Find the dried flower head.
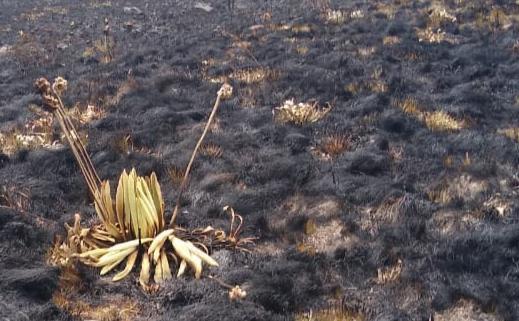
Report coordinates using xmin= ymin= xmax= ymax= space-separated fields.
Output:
xmin=42 ymin=93 xmax=60 ymax=110
xmin=229 ymin=286 xmax=247 ymax=301
xmin=52 ymin=76 xmax=68 ymax=95
xmin=35 ymin=77 xmax=51 ymax=94
xmin=218 ymin=83 xmax=233 ymax=100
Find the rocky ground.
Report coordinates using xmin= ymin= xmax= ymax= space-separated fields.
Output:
xmin=1 ymin=0 xmax=519 ymax=320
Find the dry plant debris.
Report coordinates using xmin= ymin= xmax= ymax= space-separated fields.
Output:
xmin=38 ymin=77 xmax=253 ymax=288
xmin=10 ymin=31 xmax=48 ymax=67
xmin=53 ymin=291 xmax=139 ymax=321
xmin=167 ymin=165 xmax=186 ymax=186
xmin=83 ymin=18 xmax=115 ymax=63
xmin=377 ymin=259 xmax=403 ymax=284
xmin=274 ymin=99 xmax=332 ymax=125
xmin=498 ymin=127 xmax=519 ymax=142
xmin=0 ymin=185 xmax=30 ymax=211
xmin=427 ymin=6 xmax=457 ymax=29
xmin=397 ymin=97 xmax=422 ymax=116
xmin=416 ymin=6 xmax=461 ymax=46
xmin=228 ymin=285 xmax=247 ymax=300
xmin=208 ymin=275 xmax=248 ymax=301
xmin=395 ymin=98 xmax=465 ymax=132
xmin=230 ymin=67 xmax=279 ymax=84
xmin=200 ymin=143 xmax=223 ymax=158
xmin=295 ymin=305 xmax=365 ymax=321
xmin=417 ymin=27 xmax=447 ymax=44
xmin=311 ymin=134 xmax=350 ymax=160
xmin=424 ymin=111 xmax=464 ymax=132
xmin=323 ymin=9 xmax=347 ymax=25
xmin=0 ymin=101 xmax=105 ymax=156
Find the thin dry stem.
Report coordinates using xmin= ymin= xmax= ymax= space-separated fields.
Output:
xmin=35 ymin=77 xmax=103 ymax=208
xmin=170 ymin=84 xmax=232 ymax=226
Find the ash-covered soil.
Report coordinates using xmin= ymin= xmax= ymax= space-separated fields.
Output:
xmin=1 ymin=0 xmax=519 ymax=320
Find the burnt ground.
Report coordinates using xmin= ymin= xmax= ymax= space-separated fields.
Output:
xmin=1 ymin=0 xmax=519 ymax=320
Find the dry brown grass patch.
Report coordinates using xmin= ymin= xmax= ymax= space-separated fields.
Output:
xmin=427 ymin=174 xmax=488 ymax=205
xmin=388 ymin=144 xmax=404 ymax=163
xmin=304 ymin=218 xmax=317 ymax=236
xmin=0 ymin=100 xmax=105 ymax=155
xmin=403 ymin=51 xmax=421 ymax=61
xmin=230 ymin=67 xmax=279 ymax=84
xmin=395 ymin=98 xmax=464 ymax=132
xmin=69 ymin=103 xmax=106 ymax=124
xmin=312 ymin=134 xmax=350 ymax=160
xmin=424 ymin=111 xmax=464 ymax=132
xmin=106 ymin=73 xmax=138 ymax=106
xmin=20 ymin=10 xmax=45 ymax=21
xmin=82 ymin=19 xmax=115 ymax=64
xmin=361 ymin=112 xmax=380 ymax=126
xmin=90 ymin=0 xmax=112 ymax=8
xmin=47 ymin=244 xmax=84 ymax=293
xmin=295 ymin=305 xmax=365 ymax=321
xmin=323 ymin=9 xmax=347 ymax=24
xmin=376 ymin=3 xmax=396 ymax=19
xmin=200 ymin=143 xmax=223 ymax=158
xmin=11 ymin=31 xmax=48 ymax=67
xmin=396 ymin=97 xmax=422 ymax=116
xmin=357 ymin=46 xmax=376 ymax=58
xmin=168 ymin=165 xmax=186 ymax=186
xmin=202 ymin=63 xmax=279 ymax=85
xmin=427 ymin=6 xmax=457 ymax=29
xmin=301 ymin=219 xmax=348 ymax=254
xmin=498 ymin=127 xmax=519 ymax=142
xmin=434 ymin=299 xmax=501 ymax=321
xmin=296 ymin=45 xmax=310 ymax=55
xmin=427 ymin=180 xmax=452 ymax=204
xmin=383 ymin=36 xmax=401 ymax=46
xmin=0 ymin=109 xmax=58 ymax=155
xmin=377 ymin=259 xmax=403 ymax=284
xmin=296 ymin=242 xmax=317 ymax=256
xmin=304 ymin=0 xmax=331 ymax=12
xmin=291 ymin=24 xmax=313 ymax=34
xmin=367 ymin=80 xmax=388 ymax=93
xmin=274 ymin=99 xmax=332 ymax=125
xmin=237 ymin=87 xmax=259 ymax=108
xmin=360 ymin=196 xmax=408 ymax=235
xmin=112 ymin=134 xmax=133 ymax=155
xmin=344 ymin=82 xmax=363 ymax=95
xmin=0 ymin=185 xmax=30 ymax=211
xmin=483 ymin=194 xmax=512 ymax=220
xmin=417 ymin=27 xmax=447 ymax=44
xmin=476 ymin=8 xmax=512 ymax=31
xmin=53 ymin=291 xmax=139 ymax=321
xmin=19 ymin=5 xmax=68 ymax=21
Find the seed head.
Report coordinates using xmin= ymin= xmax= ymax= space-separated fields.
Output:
xmin=34 ymin=77 xmax=51 ymax=94
xmin=42 ymin=93 xmax=60 ymax=110
xmin=218 ymin=83 xmax=233 ymax=100
xmin=228 ymin=285 xmax=247 ymax=301
xmin=52 ymin=76 xmax=68 ymax=96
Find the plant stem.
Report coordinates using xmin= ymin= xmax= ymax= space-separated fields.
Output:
xmin=169 ymin=90 xmax=225 ymax=227
xmin=50 ymin=89 xmax=113 ymax=222
xmin=52 ymin=90 xmax=101 ymax=195
xmin=208 ymin=275 xmax=233 ymax=289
